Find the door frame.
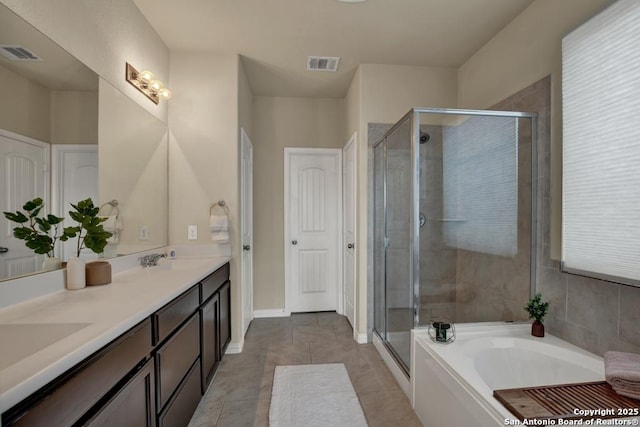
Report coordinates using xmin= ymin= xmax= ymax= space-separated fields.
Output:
xmin=342 ymin=132 xmax=357 ymax=330
xmin=240 ymin=128 xmax=253 ymax=337
xmin=284 ymin=147 xmax=343 ymax=315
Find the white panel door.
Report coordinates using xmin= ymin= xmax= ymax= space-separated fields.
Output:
xmin=0 ymin=129 xmax=48 ymax=280
xmin=51 ymin=145 xmax=99 ymax=261
xmin=285 ymin=148 xmax=342 ymax=313
xmin=240 ymin=128 xmax=254 ymax=337
xmin=343 ymin=133 xmax=357 ymax=328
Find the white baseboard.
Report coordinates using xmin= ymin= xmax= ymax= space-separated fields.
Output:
xmin=373 ymin=334 xmax=411 ymax=399
xmin=225 ymin=341 xmax=244 ymax=354
xmin=253 ymin=309 xmax=291 ymax=318
xmin=355 ymin=333 xmax=368 ymax=344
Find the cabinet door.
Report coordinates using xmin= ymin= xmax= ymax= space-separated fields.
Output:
xmin=218 ymin=281 xmax=231 ymax=357
xmin=200 ymin=294 xmax=218 ymax=393
xmin=86 ymin=358 xmax=156 ymax=427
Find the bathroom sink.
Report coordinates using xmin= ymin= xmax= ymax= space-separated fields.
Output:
xmin=0 ymin=322 xmax=91 ymax=370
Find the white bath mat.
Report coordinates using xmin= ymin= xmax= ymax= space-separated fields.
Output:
xmin=269 ymin=363 xmax=368 ymax=427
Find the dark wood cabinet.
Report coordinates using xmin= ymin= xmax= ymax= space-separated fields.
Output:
xmin=219 ymin=281 xmax=231 ymax=356
xmin=3 ymin=319 xmax=152 ymax=427
xmin=1 ymin=261 xmax=231 ymax=427
xmin=198 ymin=264 xmax=231 ymax=392
xmin=200 ymin=293 xmax=218 ymax=393
xmin=153 ymin=286 xmax=199 ymax=345
xmin=158 ymin=360 xmax=202 ymax=427
xmin=85 ymin=358 xmax=156 ymax=427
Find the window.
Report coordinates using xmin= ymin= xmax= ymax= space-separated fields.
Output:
xmin=562 ymin=0 xmax=640 ymax=286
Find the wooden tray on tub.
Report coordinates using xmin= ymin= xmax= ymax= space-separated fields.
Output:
xmin=494 ymin=381 xmax=640 ymax=422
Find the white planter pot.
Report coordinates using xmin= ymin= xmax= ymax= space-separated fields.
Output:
xmin=66 ymin=257 xmax=86 ymax=290
xmin=42 ymin=257 xmax=61 ymax=271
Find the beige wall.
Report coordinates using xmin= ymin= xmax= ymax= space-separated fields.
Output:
xmin=1 ymin=0 xmax=169 ymax=123
xmin=168 ymin=52 xmax=244 ymax=344
xmin=238 ymin=58 xmax=253 ymax=139
xmin=99 ymin=79 xmax=168 ymax=255
xmin=457 ymin=0 xmax=611 ymax=259
xmin=252 ymin=96 xmax=346 ymax=310
xmin=51 ymin=91 xmax=98 ymax=145
xmin=0 ymin=64 xmax=50 ymax=142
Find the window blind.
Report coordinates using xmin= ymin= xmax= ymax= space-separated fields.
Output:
xmin=562 ymin=0 xmax=640 ymax=285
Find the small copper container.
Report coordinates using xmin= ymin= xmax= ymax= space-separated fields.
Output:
xmin=86 ymin=261 xmax=112 ymax=286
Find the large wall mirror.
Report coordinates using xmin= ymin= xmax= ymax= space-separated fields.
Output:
xmin=0 ymin=3 xmax=168 ymax=281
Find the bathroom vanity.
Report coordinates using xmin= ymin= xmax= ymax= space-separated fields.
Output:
xmin=0 ymin=257 xmax=230 ymax=427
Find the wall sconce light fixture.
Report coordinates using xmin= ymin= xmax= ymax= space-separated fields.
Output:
xmin=125 ymin=62 xmax=171 ymax=105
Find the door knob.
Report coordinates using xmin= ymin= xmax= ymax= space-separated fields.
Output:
xmin=0 ymin=247 xmax=7 ymax=253
xmin=347 ymin=243 xmax=354 ymax=249
xmin=243 ymin=245 xmax=251 ymax=251
xmin=291 ymin=240 xmax=298 ymax=245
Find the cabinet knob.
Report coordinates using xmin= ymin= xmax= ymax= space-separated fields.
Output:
xmin=243 ymin=245 xmax=251 ymax=251
xmin=0 ymin=247 xmax=7 ymax=253
xmin=291 ymin=240 xmax=298 ymax=245
xmin=347 ymin=243 xmax=354 ymax=249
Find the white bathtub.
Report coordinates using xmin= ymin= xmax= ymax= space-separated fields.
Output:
xmin=411 ymin=323 xmax=640 ymax=426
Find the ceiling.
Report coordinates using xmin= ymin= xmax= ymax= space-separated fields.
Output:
xmin=0 ymin=3 xmax=97 ymax=92
xmin=133 ymin=0 xmax=533 ymax=98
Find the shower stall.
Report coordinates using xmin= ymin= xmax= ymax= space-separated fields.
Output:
xmin=373 ymin=108 xmax=538 ymax=374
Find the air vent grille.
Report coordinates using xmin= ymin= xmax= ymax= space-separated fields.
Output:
xmin=0 ymin=45 xmax=42 ymax=61
xmin=307 ymin=56 xmax=340 ymax=72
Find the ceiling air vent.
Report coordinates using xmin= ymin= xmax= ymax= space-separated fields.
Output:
xmin=307 ymin=56 xmax=340 ymax=72
xmin=0 ymin=45 xmax=42 ymax=61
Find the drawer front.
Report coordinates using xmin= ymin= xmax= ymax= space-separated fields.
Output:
xmin=86 ymin=358 xmax=156 ymax=427
xmin=200 ymin=263 xmax=230 ymax=303
xmin=158 ymin=359 xmax=202 ymax=427
xmin=8 ymin=319 xmax=152 ymax=427
xmin=153 ymin=285 xmax=199 ymax=345
xmin=156 ymin=314 xmax=200 ymax=410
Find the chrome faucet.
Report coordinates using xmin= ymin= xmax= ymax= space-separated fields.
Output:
xmin=140 ymin=253 xmax=166 ymax=267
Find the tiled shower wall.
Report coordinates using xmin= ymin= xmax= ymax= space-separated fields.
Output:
xmin=369 ymin=75 xmax=640 ymax=356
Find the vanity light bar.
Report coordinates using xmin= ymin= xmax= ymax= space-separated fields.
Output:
xmin=125 ymin=62 xmax=171 ymax=105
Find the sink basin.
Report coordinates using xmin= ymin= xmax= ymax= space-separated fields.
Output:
xmin=0 ymin=323 xmax=91 ymax=370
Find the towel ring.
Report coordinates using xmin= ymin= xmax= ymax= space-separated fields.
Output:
xmin=99 ymin=199 xmax=120 ymax=217
xmin=209 ymin=200 xmax=229 ymax=216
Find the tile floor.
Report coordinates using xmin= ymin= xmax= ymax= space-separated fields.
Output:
xmin=188 ymin=312 xmax=422 ymax=427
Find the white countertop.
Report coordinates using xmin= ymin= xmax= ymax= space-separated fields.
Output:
xmin=0 ymin=256 xmax=230 ymax=414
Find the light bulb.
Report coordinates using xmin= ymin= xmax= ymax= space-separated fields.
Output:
xmin=149 ymin=80 xmax=163 ymax=92
xmin=138 ymin=70 xmax=154 ymax=83
xmin=158 ymin=88 xmax=172 ymax=100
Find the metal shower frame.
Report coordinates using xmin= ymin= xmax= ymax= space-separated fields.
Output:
xmin=372 ymin=107 xmax=538 ymax=374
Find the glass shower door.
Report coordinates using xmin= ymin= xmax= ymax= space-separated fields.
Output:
xmin=382 ymin=117 xmax=414 ymax=368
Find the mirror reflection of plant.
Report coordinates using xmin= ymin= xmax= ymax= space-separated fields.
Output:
xmin=66 ymin=199 xmax=113 ymax=257
xmin=3 ymin=198 xmax=76 ymax=258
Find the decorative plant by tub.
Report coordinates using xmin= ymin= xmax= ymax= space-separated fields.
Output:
xmin=66 ymin=199 xmax=113 ymax=257
xmin=2 ymin=198 xmax=77 ymax=270
xmin=524 ymin=292 xmax=549 ymax=337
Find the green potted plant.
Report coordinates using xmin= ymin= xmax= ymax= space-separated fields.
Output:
xmin=64 ymin=199 xmax=113 ymax=289
xmin=524 ymin=292 xmax=549 ymax=337
xmin=3 ymin=198 xmax=76 ymax=271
